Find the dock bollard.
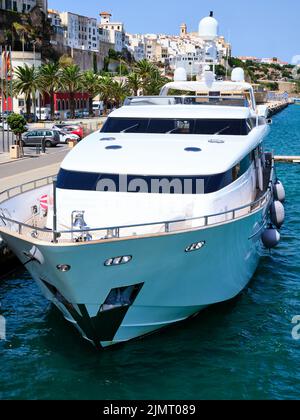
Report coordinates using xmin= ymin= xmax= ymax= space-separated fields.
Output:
xmin=41 ymin=137 xmax=46 ymax=154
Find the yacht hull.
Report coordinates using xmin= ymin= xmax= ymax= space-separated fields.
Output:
xmin=0 ymin=205 xmax=267 ymax=349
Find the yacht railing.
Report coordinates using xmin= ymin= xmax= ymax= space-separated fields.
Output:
xmin=0 ymin=162 xmax=274 ymax=244
xmin=0 ymin=175 xmax=55 ymax=202
xmin=124 ymin=96 xmax=249 ymax=108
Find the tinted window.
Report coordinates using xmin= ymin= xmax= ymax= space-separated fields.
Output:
xmin=102 ymin=118 xmax=251 ymax=135
xmin=194 ymin=119 xmax=249 ymax=135
xmin=57 ymin=168 xmax=235 ymax=194
xmin=102 ymin=118 xmax=148 ymax=133
xmin=147 ymin=119 xmax=194 ymax=134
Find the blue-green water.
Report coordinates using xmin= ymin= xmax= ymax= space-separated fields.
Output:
xmin=0 ymin=106 xmax=300 ymax=400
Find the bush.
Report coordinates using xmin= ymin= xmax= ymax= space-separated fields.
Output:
xmin=6 ymin=113 xmax=27 ymax=146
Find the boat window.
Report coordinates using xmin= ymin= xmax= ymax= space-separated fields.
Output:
xmin=194 ymin=119 xmax=250 ymax=135
xmin=57 ymin=163 xmax=251 ymax=195
xmin=147 ymin=119 xmax=194 ymax=134
xmin=102 ymin=118 xmax=148 ymax=133
xmin=102 ymin=118 xmax=252 ymax=135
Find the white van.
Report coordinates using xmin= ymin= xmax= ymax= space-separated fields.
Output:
xmin=36 ymin=108 xmax=51 ymax=121
xmin=92 ymin=101 xmax=104 ymax=115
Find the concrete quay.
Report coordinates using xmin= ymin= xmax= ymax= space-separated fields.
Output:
xmin=266 ymin=100 xmax=291 ymax=117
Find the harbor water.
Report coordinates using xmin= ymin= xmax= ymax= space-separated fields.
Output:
xmin=0 ymin=105 xmax=299 ymax=400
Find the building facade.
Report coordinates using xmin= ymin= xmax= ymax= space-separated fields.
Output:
xmin=48 ymin=9 xmax=65 ymax=54
xmin=99 ymin=12 xmax=126 ymax=52
xmin=60 ymin=11 xmax=98 ymax=52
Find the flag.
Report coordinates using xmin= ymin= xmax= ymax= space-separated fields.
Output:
xmin=7 ymin=50 xmax=12 ymax=81
xmin=0 ymin=51 xmax=3 ymax=80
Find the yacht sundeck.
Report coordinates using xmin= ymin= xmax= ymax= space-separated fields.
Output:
xmin=0 ymin=69 xmax=285 ymax=348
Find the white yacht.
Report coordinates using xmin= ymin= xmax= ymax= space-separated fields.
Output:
xmin=0 ymin=69 xmax=285 ymax=349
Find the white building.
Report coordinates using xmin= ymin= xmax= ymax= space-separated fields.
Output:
xmin=127 ymin=34 xmax=146 ymax=61
xmin=60 ymin=11 xmax=98 ymax=52
xmin=10 ymin=51 xmax=42 ymax=114
xmin=127 ymin=11 xmax=231 ymax=77
xmin=0 ymin=0 xmax=47 ymax=13
xmin=48 ymin=9 xmax=65 ymax=52
xmin=99 ymin=11 xmax=126 ymax=52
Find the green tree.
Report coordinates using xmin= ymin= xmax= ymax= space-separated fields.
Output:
xmin=59 ymin=65 xmax=82 ymax=118
xmin=99 ymin=75 xmax=114 ymax=115
xmin=110 ymin=80 xmax=129 ymax=108
xmin=134 ymin=60 xmax=163 ymax=95
xmin=93 ymin=52 xmax=98 ymax=74
xmin=7 ymin=113 xmax=27 ymax=154
xmin=81 ymin=70 xmax=101 ymax=116
xmin=215 ymin=65 xmax=226 ymax=77
xmin=13 ymin=64 xmax=38 ymax=115
xmin=127 ymin=72 xmax=142 ymax=96
xmin=38 ymin=63 xmax=60 ymax=120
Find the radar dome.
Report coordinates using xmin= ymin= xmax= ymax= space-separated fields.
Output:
xmin=174 ymin=67 xmax=187 ymax=82
xmin=198 ymin=11 xmax=219 ymax=40
xmin=231 ymin=67 xmax=245 ymax=82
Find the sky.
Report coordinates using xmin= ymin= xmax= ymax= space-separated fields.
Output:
xmin=48 ymin=0 xmax=300 ymax=63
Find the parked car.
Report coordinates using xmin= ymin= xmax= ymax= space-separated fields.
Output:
xmin=68 ymin=124 xmax=84 ymax=139
xmin=52 ymin=124 xmax=84 ymax=139
xmin=75 ymin=110 xmax=89 ymax=118
xmin=21 ymin=130 xmax=60 ymax=147
xmin=55 ymin=130 xmax=80 ymax=144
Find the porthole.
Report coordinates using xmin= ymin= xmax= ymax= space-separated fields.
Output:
xmin=185 ymin=241 xmax=206 ymax=253
xmin=185 ymin=147 xmax=201 ymax=152
xmin=105 ymin=145 xmax=122 ymax=150
xmin=57 ymin=264 xmax=71 ymax=272
xmin=104 ymin=255 xmax=132 ymax=267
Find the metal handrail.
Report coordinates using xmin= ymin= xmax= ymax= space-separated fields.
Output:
xmin=124 ymin=95 xmax=248 ymax=107
xmin=0 ymin=175 xmax=56 ymax=202
xmin=0 ymin=163 xmax=274 ymax=243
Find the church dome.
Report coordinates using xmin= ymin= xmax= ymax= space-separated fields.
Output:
xmin=198 ymin=12 xmax=219 ymax=40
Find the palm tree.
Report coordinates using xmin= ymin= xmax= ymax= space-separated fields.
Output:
xmin=135 ymin=60 xmax=161 ymax=95
xmin=81 ymin=71 xmax=101 ymax=116
xmin=59 ymin=65 xmax=82 ymax=119
xmin=99 ymin=75 xmax=114 ymax=115
xmin=13 ymin=64 xmax=38 ymax=115
xmin=126 ymin=72 xmax=142 ymax=96
xmin=143 ymin=73 xmax=169 ymax=96
xmin=110 ymin=80 xmax=129 ymax=108
xmin=38 ymin=63 xmax=60 ymax=120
